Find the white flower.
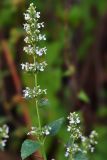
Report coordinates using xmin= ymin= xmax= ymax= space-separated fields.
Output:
xmin=37 ymin=34 xmax=46 ymax=41
xmin=21 ymin=62 xmax=47 ymax=72
xmin=76 ymin=117 xmax=80 ymax=124
xmin=69 ymin=119 xmax=75 ymax=124
xmin=43 ymin=89 xmax=47 ymax=94
xmin=23 ymin=45 xmax=34 ymax=54
xmin=42 ymin=126 xmax=51 ymax=136
xmin=65 ymin=147 xmax=71 ymax=157
xmin=24 ymin=37 xmax=29 ymax=43
xmin=81 ymin=136 xmax=86 ymax=142
xmin=67 ymin=126 xmax=71 ymax=132
xmin=36 ymin=12 xmax=40 ymax=18
xmin=30 ymin=3 xmax=34 ymax=7
xmin=1 ymin=140 xmax=7 ymax=147
xmin=90 ymin=147 xmax=94 ymax=153
xmin=23 ymin=23 xmax=30 ymax=32
xmin=24 ymin=13 xmax=30 ymax=20
xmin=27 ymin=130 xmax=36 ymax=135
xmin=65 ymin=152 xmax=69 ymax=157
xmin=36 ymin=47 xmax=47 ymax=56
xmin=37 ymin=22 xmax=44 ymax=28
xmin=23 ymin=87 xmax=31 ymax=98
xmin=67 ymin=147 xmax=70 ymax=152
xmin=23 ymin=86 xmax=47 ymax=99
xmin=0 ymin=125 xmax=9 ymax=149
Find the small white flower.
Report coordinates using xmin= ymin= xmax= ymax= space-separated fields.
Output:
xmin=67 ymin=147 xmax=70 ymax=152
xmin=43 ymin=89 xmax=47 ymax=94
xmin=24 ymin=13 xmax=30 ymax=20
xmin=37 ymin=22 xmax=44 ymax=28
xmin=37 ymin=34 xmax=46 ymax=41
xmin=81 ymin=136 xmax=86 ymax=142
xmin=65 ymin=152 xmax=69 ymax=157
xmin=90 ymin=147 xmax=94 ymax=153
xmin=69 ymin=119 xmax=75 ymax=124
xmin=76 ymin=117 xmax=80 ymax=124
xmin=42 ymin=126 xmax=51 ymax=136
xmin=36 ymin=12 xmax=40 ymax=18
xmin=24 ymin=37 xmax=29 ymax=43
xmin=35 ymin=46 xmax=47 ymax=57
xmin=0 ymin=125 xmax=9 ymax=148
xmin=1 ymin=140 xmax=7 ymax=147
xmin=67 ymin=126 xmax=71 ymax=132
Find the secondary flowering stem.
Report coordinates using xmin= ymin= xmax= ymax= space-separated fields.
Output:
xmin=41 ymin=143 xmax=47 ymax=160
xmin=65 ymin=112 xmax=98 ymax=159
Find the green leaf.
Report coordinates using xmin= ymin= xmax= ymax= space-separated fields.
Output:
xmin=48 ymin=117 xmax=64 ymax=136
xmin=21 ymin=139 xmax=40 ymax=160
xmin=69 ymin=5 xmax=82 ymax=27
xmin=77 ymin=90 xmax=90 ymax=103
xmin=39 ymin=98 xmax=49 ymax=107
xmin=74 ymin=152 xmax=88 ymax=160
xmin=63 ymin=65 xmax=75 ymax=77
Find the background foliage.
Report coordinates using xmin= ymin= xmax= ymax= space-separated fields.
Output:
xmin=0 ymin=0 xmax=107 ymax=159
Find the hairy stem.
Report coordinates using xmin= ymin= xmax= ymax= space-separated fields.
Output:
xmin=33 ymin=56 xmax=47 ymax=160
xmin=69 ymin=154 xmax=74 ymax=160
xmin=41 ymin=143 xmax=47 ymax=160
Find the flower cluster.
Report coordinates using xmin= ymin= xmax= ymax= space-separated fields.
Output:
xmin=0 ymin=125 xmax=9 ymax=150
xmin=27 ymin=126 xmax=51 ymax=137
xmin=22 ymin=3 xmax=48 ymax=100
xmin=67 ymin=112 xmax=81 ymax=139
xmin=23 ymin=86 xmax=47 ymax=98
xmin=88 ymin=130 xmax=98 ymax=153
xmin=65 ymin=143 xmax=81 ymax=158
xmin=23 ymin=3 xmax=47 ymax=56
xmin=21 ymin=3 xmax=55 ymax=160
xmin=42 ymin=126 xmax=52 ymax=136
xmin=65 ymin=112 xmax=98 ymax=158
xmin=21 ymin=61 xmax=47 ymax=72
xmin=80 ymin=130 xmax=98 ymax=154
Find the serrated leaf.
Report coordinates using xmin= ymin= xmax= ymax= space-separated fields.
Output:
xmin=48 ymin=117 xmax=64 ymax=136
xmin=21 ymin=139 xmax=40 ymax=160
xmin=78 ymin=90 xmax=90 ymax=103
xmin=74 ymin=152 xmax=88 ymax=160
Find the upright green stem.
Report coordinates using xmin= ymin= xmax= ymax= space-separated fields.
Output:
xmin=69 ymin=154 xmax=74 ymax=160
xmin=33 ymin=56 xmax=41 ymax=130
xmin=41 ymin=143 xmax=47 ymax=160
xmin=33 ymin=56 xmax=47 ymax=160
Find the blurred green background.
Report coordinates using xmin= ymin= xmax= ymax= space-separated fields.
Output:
xmin=0 ymin=0 xmax=107 ymax=159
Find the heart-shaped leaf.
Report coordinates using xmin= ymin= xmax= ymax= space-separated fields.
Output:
xmin=21 ymin=139 xmax=40 ymax=160
xmin=74 ymin=152 xmax=88 ymax=160
xmin=48 ymin=117 xmax=64 ymax=136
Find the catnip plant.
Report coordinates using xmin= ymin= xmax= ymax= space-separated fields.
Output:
xmin=0 ymin=124 xmax=9 ymax=150
xmin=21 ymin=3 xmax=64 ymax=160
xmin=20 ymin=2 xmax=98 ymax=160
